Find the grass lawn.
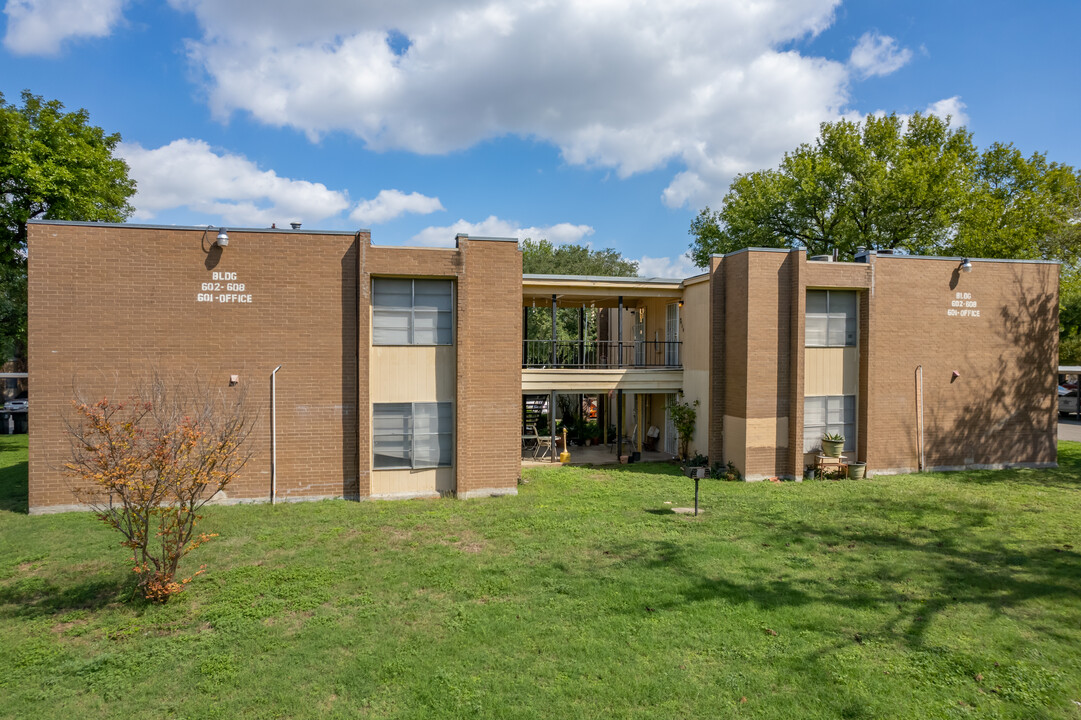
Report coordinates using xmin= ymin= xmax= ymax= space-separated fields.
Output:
xmin=2 ymin=433 xmax=1080 ymax=719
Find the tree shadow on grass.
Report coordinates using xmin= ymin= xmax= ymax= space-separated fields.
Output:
xmin=0 ymin=573 xmax=135 ymax=619
xmin=602 ymin=494 xmax=1081 ymax=653
xmin=0 ymin=457 xmax=28 ymax=514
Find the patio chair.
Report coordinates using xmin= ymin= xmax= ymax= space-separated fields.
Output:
xmin=531 ymin=425 xmax=554 ymax=460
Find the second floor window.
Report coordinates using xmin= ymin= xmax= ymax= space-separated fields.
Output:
xmin=806 ymin=290 xmax=857 ymax=347
xmin=373 ymin=278 xmax=453 ymax=345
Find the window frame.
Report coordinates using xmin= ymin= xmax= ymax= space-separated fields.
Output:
xmin=803 ymin=394 xmax=856 ymax=453
xmin=372 ymin=278 xmax=454 ymax=346
xmin=372 ymin=401 xmax=454 ymax=470
xmin=805 ymin=289 xmax=858 ymax=348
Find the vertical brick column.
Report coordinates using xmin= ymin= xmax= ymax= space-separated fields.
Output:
xmin=455 ymin=236 xmax=522 ymax=497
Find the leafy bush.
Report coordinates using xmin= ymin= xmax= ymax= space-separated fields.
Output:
xmin=65 ymin=377 xmax=254 ymax=602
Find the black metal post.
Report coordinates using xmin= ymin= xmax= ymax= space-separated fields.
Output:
xmin=551 ymin=294 xmax=557 ymax=367
xmin=694 ymin=477 xmax=699 ymax=516
xmin=578 ymin=306 xmax=584 ymax=366
xmin=550 ymin=390 xmax=557 ymax=463
xmin=617 ymin=296 xmax=623 ymax=368
xmin=617 ymin=389 xmax=623 ymax=459
xmin=522 ymin=307 xmax=528 ymax=366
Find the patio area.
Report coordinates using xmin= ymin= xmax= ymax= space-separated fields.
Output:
xmin=521 ymin=442 xmax=677 ymax=467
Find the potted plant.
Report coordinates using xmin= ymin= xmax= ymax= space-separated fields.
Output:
xmin=821 ymin=432 xmax=845 ymax=458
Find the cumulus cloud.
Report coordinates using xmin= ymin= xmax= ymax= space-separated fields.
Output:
xmin=118 ymin=139 xmax=350 ymax=227
xmin=3 ymin=0 xmax=127 ymax=55
xmin=924 ymin=96 xmax=969 ymax=127
xmin=350 ymin=189 xmax=444 ymax=225
xmin=163 ymin=0 xmax=855 ymax=209
xmin=636 ymin=253 xmax=700 ymax=279
xmin=848 ymin=31 xmax=912 ymax=78
xmin=409 ymin=216 xmax=593 ymax=248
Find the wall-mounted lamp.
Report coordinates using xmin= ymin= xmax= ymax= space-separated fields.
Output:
xmin=216 ymin=228 xmax=230 ymax=247
xmin=678 ymin=300 xmax=684 ymax=309
xmin=959 ymin=257 xmax=972 ymax=273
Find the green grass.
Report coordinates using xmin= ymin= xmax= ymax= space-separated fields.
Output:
xmin=2 ymin=435 xmax=1081 ymax=719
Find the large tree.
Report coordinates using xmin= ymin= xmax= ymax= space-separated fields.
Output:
xmin=0 ymin=90 xmax=136 ymax=361
xmin=521 ymin=237 xmax=638 ymax=276
xmin=520 ymin=238 xmax=639 ymax=358
xmin=688 ymin=113 xmax=1080 ymax=267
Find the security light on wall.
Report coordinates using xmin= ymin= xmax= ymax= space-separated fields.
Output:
xmin=216 ymin=228 xmax=229 ymax=247
xmin=959 ymin=257 xmax=973 ymax=273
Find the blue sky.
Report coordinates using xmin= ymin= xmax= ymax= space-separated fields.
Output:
xmin=2 ymin=0 xmax=1078 ymax=277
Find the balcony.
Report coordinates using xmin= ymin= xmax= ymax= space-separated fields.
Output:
xmin=522 ymin=339 xmax=682 ymax=369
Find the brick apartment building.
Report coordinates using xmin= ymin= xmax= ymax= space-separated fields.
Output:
xmin=26 ymin=221 xmax=1058 ymax=512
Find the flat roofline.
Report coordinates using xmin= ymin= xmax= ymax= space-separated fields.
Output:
xmin=456 ymin=234 xmax=520 ymax=243
xmin=29 ymin=219 xmax=366 ymax=236
xmin=705 ymin=246 xmax=1059 ymax=266
xmin=864 ymin=251 xmax=1059 ymax=266
xmin=524 ymin=273 xmax=684 ymax=285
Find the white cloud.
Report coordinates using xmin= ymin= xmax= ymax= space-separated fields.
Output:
xmin=118 ymin=138 xmax=350 ymax=227
xmin=350 ymin=189 xmax=444 ymax=225
xmin=164 ymin=0 xmax=859 ymax=209
xmin=848 ymin=31 xmax=912 ymax=78
xmin=3 ymin=0 xmax=126 ymax=55
xmin=636 ymin=253 xmax=700 ymax=279
xmin=409 ymin=216 xmax=593 ymax=248
xmin=924 ymin=96 xmax=969 ymax=127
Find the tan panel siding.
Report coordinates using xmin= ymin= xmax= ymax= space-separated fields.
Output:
xmin=371 ymin=467 xmax=455 ymax=498
xmin=370 ymin=346 xmax=456 ymax=402
xmin=804 ymin=347 xmax=859 ymax=396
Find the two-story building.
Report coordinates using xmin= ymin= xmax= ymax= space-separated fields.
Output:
xmin=26 ymin=221 xmax=1058 ymax=512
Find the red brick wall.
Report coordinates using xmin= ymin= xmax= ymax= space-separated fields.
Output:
xmin=29 ymin=222 xmax=359 ymax=511
xmin=29 ymin=223 xmax=523 ymax=512
xmin=709 ymin=250 xmax=1056 ymax=479
xmin=865 ymin=256 xmax=1058 ymax=472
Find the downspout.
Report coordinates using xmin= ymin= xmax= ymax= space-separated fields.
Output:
xmin=915 ymin=365 xmax=924 ymax=471
xmin=271 ymin=364 xmax=284 ymax=504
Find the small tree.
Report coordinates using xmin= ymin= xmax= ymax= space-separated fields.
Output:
xmin=667 ymin=398 xmax=699 ymax=461
xmin=64 ymin=377 xmax=254 ymax=602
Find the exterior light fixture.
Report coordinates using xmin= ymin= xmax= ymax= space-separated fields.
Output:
xmin=678 ymin=300 xmax=684 ymax=309
xmin=959 ymin=257 xmax=973 ymax=273
xmin=216 ymin=228 xmax=229 ymax=247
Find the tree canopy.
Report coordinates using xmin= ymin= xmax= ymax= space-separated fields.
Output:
xmin=521 ymin=238 xmax=638 ymax=276
xmin=688 ymin=113 xmax=1080 ymax=267
xmin=0 ymin=90 xmax=136 ymax=360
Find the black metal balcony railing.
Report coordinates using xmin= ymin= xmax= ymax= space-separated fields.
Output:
xmin=522 ymin=339 xmax=682 ymax=369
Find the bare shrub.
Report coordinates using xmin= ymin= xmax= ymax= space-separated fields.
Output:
xmin=64 ymin=375 xmax=255 ymax=602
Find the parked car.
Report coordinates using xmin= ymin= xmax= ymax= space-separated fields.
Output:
xmin=1059 ymin=386 xmax=1078 ymax=414
xmin=3 ymin=398 xmax=27 ymax=411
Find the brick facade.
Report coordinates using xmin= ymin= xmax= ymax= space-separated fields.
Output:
xmin=28 ymin=222 xmax=521 ymax=512
xmin=26 ymin=220 xmax=1056 ymax=508
xmin=709 ymin=249 xmax=1057 ymax=479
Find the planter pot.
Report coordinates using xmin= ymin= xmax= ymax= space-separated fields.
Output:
xmin=821 ymin=439 xmax=844 ymax=458
xmin=849 ymin=462 xmax=867 ymax=480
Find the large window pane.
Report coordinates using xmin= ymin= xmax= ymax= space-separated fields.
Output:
xmin=373 ymin=309 xmax=411 ymax=344
xmin=806 ymin=289 xmax=857 ymax=347
xmin=372 ymin=278 xmax=453 ymax=346
xmin=373 ymin=403 xmax=412 ymax=468
xmin=373 ymin=279 xmax=413 ymax=308
xmin=413 ymin=280 xmax=453 ymax=311
xmin=373 ymin=402 xmax=453 ymax=469
xmin=804 ymin=394 xmax=857 ymax=453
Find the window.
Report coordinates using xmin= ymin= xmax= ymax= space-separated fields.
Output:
xmin=373 ymin=402 xmax=453 ymax=469
xmin=803 ymin=395 xmax=855 ymax=453
xmin=806 ymin=290 xmax=857 ymax=347
xmin=372 ymin=278 xmax=453 ymax=345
